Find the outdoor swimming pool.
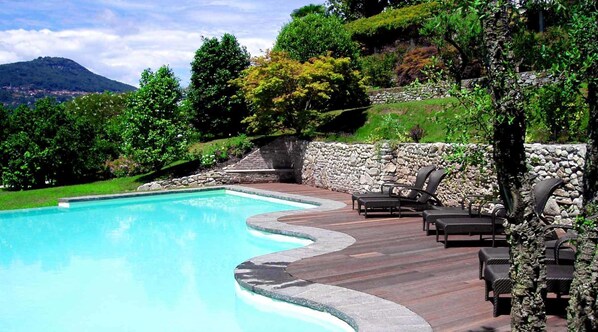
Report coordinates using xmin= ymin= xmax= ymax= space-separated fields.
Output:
xmin=0 ymin=189 xmax=353 ymax=331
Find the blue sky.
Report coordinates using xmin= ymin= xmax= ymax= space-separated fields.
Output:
xmin=0 ymin=0 xmax=324 ymax=87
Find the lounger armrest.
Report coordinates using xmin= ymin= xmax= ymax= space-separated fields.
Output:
xmin=461 ymin=194 xmax=493 ymax=209
xmin=490 ymin=205 xmax=507 ymax=225
xmin=382 ymin=182 xmax=412 ymax=195
xmin=388 ymin=184 xmax=419 ymax=197
xmin=543 ymin=224 xmax=575 ymax=236
xmin=398 ymin=187 xmax=444 ymax=207
xmin=554 ymin=235 xmax=577 ymax=265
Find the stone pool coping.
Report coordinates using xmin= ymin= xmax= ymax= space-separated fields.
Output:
xmin=59 ymin=185 xmax=432 ymax=332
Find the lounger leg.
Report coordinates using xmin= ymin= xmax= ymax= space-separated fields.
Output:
xmin=493 ymin=293 xmax=499 ymax=317
xmin=479 ymin=261 xmax=484 ymax=280
xmin=444 ymin=230 xmax=449 ymax=248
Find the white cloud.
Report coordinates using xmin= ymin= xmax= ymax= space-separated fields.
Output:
xmin=0 ymin=0 xmax=323 ymax=87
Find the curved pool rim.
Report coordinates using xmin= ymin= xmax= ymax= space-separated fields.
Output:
xmin=58 ymin=185 xmax=432 ymax=332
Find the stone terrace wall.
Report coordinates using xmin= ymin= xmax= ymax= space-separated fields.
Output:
xmin=369 ymin=71 xmax=555 ymax=105
xmin=296 ymin=141 xmax=585 ymax=222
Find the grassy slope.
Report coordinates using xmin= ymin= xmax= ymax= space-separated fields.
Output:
xmin=320 ymin=97 xmax=457 ymax=143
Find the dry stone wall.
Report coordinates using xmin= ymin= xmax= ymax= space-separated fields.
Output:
xmin=369 ymin=71 xmax=555 ymax=105
xmin=296 ymin=141 xmax=585 ymax=222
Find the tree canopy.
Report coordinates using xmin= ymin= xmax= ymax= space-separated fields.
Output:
xmin=234 ymin=51 xmax=369 ymax=136
xmin=188 ymin=33 xmax=250 ymax=139
xmin=274 ymin=13 xmax=359 ymax=63
xmin=121 ymin=66 xmax=188 ymax=172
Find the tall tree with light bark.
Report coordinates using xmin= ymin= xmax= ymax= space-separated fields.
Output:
xmin=474 ymin=1 xmax=547 ymax=329
xmin=557 ymin=0 xmax=598 ymax=330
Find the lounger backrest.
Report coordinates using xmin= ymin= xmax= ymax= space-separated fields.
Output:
xmin=417 ymin=169 xmax=446 ymax=203
xmin=406 ymin=165 xmax=436 ymax=199
xmin=533 ymin=178 xmax=564 ymax=220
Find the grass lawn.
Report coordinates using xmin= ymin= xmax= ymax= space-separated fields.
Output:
xmin=319 ymin=97 xmax=458 ymax=143
xmin=0 ymin=176 xmax=145 ymax=211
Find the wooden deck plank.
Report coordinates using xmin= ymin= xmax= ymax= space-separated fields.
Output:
xmin=243 ymin=183 xmax=568 ymax=331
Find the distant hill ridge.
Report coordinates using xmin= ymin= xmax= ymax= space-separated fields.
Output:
xmin=0 ymin=57 xmax=136 ymax=107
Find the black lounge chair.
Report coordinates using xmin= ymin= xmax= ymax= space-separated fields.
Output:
xmin=422 ymin=195 xmax=493 ymax=234
xmin=477 ymin=178 xmax=565 ymax=275
xmin=478 ymin=225 xmax=575 ymax=279
xmin=351 ymin=165 xmax=436 ymax=210
xmin=483 ymin=236 xmax=576 ymax=316
xmin=435 ymin=205 xmax=507 ymax=248
xmin=484 ymin=263 xmax=574 ymax=317
xmin=356 ymin=169 xmax=447 ymax=218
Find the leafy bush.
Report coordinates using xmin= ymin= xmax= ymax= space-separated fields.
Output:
xmin=396 ymin=46 xmax=443 ymax=85
xmin=105 ymin=155 xmax=146 ymax=178
xmin=409 ymin=124 xmax=425 ymax=142
xmin=63 ymin=92 xmax=129 ymax=161
xmin=526 ymin=82 xmax=587 ymax=142
xmin=358 ymin=52 xmax=399 ymax=88
xmin=189 ymin=135 xmax=255 ymax=169
xmin=274 ymin=13 xmax=359 ymax=63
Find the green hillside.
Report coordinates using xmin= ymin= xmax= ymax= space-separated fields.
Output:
xmin=0 ymin=57 xmax=136 ymax=107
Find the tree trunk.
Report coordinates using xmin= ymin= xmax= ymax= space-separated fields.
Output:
xmin=480 ymin=2 xmax=546 ymax=330
xmin=567 ymin=69 xmax=598 ymax=332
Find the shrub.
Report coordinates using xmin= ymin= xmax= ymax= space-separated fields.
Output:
xmin=189 ymin=135 xmax=255 ymax=169
xmin=396 ymin=46 xmax=442 ymax=86
xmin=105 ymin=155 xmax=146 ymax=178
xmin=409 ymin=124 xmax=425 ymax=142
xmin=234 ymin=51 xmax=369 ymax=136
xmin=359 ymin=52 xmax=399 ymax=88
xmin=526 ymin=82 xmax=587 ymax=143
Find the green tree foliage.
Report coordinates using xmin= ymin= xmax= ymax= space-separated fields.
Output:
xmin=1 ymin=98 xmax=109 ymax=190
xmin=421 ymin=0 xmax=483 ymax=85
xmin=274 ymin=13 xmax=359 ymax=63
xmin=64 ymin=92 xmax=130 ymax=159
xmin=326 ymin=0 xmax=422 ymax=21
xmin=557 ymin=0 xmax=598 ymax=330
xmin=525 ymin=82 xmax=587 ymax=143
xmin=188 ymin=34 xmax=250 ymax=139
xmin=121 ymin=66 xmax=188 ymax=172
xmin=234 ymin=51 xmax=369 ymax=136
xmin=291 ymin=4 xmax=326 ymax=19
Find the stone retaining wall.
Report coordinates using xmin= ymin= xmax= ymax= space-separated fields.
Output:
xmin=369 ymin=71 xmax=555 ymax=105
xmin=139 ymin=139 xmax=585 ymax=222
xmin=296 ymin=142 xmax=585 ymax=222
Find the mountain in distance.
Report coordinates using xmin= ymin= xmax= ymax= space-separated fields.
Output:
xmin=0 ymin=57 xmax=136 ymax=107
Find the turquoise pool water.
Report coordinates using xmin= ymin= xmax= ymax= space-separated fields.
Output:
xmin=0 ymin=190 xmax=352 ymax=332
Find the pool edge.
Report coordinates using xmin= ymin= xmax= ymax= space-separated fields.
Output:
xmin=228 ymin=185 xmax=432 ymax=332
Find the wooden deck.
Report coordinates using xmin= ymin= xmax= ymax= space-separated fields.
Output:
xmin=244 ymin=183 xmax=568 ymax=332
